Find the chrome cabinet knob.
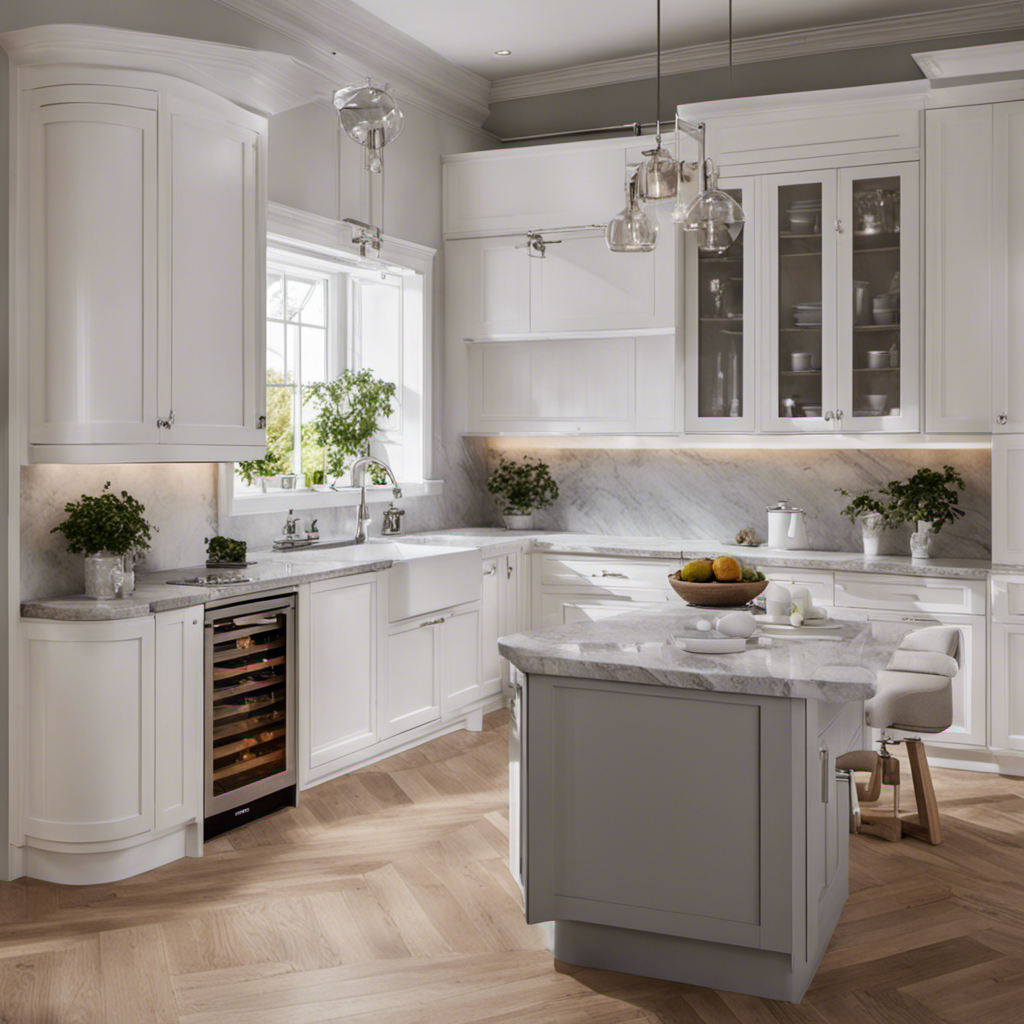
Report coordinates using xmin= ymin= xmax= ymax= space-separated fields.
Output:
xmin=997 ymin=414 xmax=1008 ymax=426
xmin=823 ymin=410 xmax=834 ymax=422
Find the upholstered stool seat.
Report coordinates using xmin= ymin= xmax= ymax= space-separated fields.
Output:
xmin=838 ymin=625 xmax=962 ymax=845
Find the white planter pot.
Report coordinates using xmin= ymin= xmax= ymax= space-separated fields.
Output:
xmin=910 ymin=520 xmax=935 ymax=559
xmin=503 ymin=514 xmax=534 ymax=531
xmin=84 ymin=552 xmax=125 ymax=599
xmin=860 ymin=513 xmax=885 ymax=556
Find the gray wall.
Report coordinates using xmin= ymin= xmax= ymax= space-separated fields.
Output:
xmin=485 ymin=27 xmax=1024 ymax=139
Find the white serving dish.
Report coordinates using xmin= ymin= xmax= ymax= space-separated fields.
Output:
xmin=671 ymin=630 xmax=749 ymax=654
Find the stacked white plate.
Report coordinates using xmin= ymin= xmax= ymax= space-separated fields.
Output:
xmin=792 ymin=302 xmax=822 ymax=327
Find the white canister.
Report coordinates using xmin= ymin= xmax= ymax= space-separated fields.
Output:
xmin=766 ymin=500 xmax=801 ymax=548
xmin=764 ymin=582 xmax=792 ymax=622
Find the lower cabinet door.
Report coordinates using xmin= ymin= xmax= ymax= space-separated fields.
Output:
xmin=154 ymin=608 xmax=203 ymax=831
xmin=441 ymin=605 xmax=483 ymax=715
xmin=481 ymin=557 xmax=505 ymax=698
xmin=540 ymin=593 xmax=661 ymax=627
xmin=306 ymin=577 xmax=380 ymax=775
xmin=386 ymin=617 xmax=442 ymax=735
xmin=22 ymin=618 xmax=155 ymax=843
xmin=991 ymin=622 xmax=1024 ymax=752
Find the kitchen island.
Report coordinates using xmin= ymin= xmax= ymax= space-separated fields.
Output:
xmin=499 ymin=604 xmax=904 ymax=1003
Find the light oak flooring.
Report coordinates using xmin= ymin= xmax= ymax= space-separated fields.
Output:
xmin=2 ymin=710 xmax=1024 ymax=1023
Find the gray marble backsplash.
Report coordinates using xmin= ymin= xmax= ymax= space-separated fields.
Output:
xmin=480 ymin=446 xmax=992 ymax=560
xmin=20 ymin=443 xmax=990 ymax=601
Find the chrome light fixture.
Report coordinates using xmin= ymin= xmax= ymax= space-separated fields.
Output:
xmin=333 ymin=79 xmax=403 ymax=174
xmin=636 ymin=0 xmax=679 ymax=203
xmin=606 ymin=169 xmax=658 ymax=253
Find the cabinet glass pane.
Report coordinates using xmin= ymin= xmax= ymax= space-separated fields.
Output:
xmin=696 ymin=188 xmax=745 ymax=419
xmin=778 ymin=183 xmax=824 ymax=420
xmin=849 ymin=174 xmax=902 ymax=420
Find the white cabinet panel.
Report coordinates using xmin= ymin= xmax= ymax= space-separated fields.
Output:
xmin=444 ymin=147 xmax=625 ymax=236
xmin=161 ymin=96 xmax=264 ymax=446
xmin=468 ymin=336 xmax=675 ymax=434
xmin=529 ymin=223 xmax=674 ymax=334
xmin=446 ymin=236 xmax=531 ymax=338
xmin=481 ymin=557 xmax=504 ymax=697
xmin=541 ymin=555 xmax=677 ymax=592
xmin=540 ymin=594 xmax=661 ymax=628
xmin=992 ymin=101 xmax=1024 ymax=433
xmin=924 ymin=105 xmax=994 ymax=433
xmin=154 ymin=608 xmax=202 ymax=831
xmin=991 ymin=622 xmax=1024 ymax=752
xmin=991 ymin=574 xmax=1024 ymax=622
xmin=27 ymin=88 xmax=160 ymax=445
xmin=441 ymin=606 xmax=482 ymax=714
xmin=993 ymin=437 xmax=1024 ymax=565
xmin=23 ymin=619 xmax=155 ymax=843
xmin=834 ymin=572 xmax=985 ymax=615
xmin=306 ymin=577 xmax=379 ymax=774
xmin=386 ymin=617 xmax=442 ymax=735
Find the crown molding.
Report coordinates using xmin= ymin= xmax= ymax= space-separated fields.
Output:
xmin=0 ymin=23 xmax=330 ymax=116
xmin=212 ymin=0 xmax=491 ymax=126
xmin=913 ymin=37 xmax=1024 ymax=76
xmin=490 ymin=0 xmax=1024 ymax=103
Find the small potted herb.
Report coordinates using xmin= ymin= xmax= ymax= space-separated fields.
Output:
xmin=835 ymin=487 xmax=898 ymax=556
xmin=51 ymin=483 xmax=156 ymax=598
xmin=886 ymin=465 xmax=966 ymax=559
xmin=206 ymin=536 xmax=247 ymax=567
xmin=487 ymin=455 xmax=559 ymax=530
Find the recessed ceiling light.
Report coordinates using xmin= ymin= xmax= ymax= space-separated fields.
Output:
xmin=494 ymin=49 xmax=512 ymax=57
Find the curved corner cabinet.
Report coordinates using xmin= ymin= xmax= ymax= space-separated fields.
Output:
xmin=13 ymin=65 xmax=267 ymax=463
xmin=18 ymin=609 xmax=203 ymax=884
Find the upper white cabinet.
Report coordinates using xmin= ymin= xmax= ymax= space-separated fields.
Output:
xmin=444 ymin=145 xmax=625 ymax=236
xmin=993 ymin=436 xmax=1024 ymax=564
xmin=16 ymin=66 xmax=267 ymax=463
xmin=924 ymin=105 xmax=994 ymax=433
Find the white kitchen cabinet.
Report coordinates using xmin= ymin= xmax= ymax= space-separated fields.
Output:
xmin=482 ymin=553 xmax=522 ymax=695
xmin=154 ymin=608 xmax=203 ymax=832
xmin=22 ymin=618 xmax=156 ymax=844
xmin=441 ymin=605 xmax=483 ymax=715
xmin=443 ymin=144 xmax=625 ymax=237
xmin=991 ymin=622 xmax=1024 ymax=752
xmin=992 ymin=437 xmax=1024 ymax=564
xmin=301 ymin=576 xmax=382 ymax=784
xmin=17 ymin=69 xmax=267 ymax=462
xmin=466 ymin=335 xmax=676 ymax=434
xmin=924 ymin=104 xmax=994 ymax=433
xmin=446 ymin=236 xmax=531 ymax=339
xmin=540 ymin=593 xmax=664 ymax=627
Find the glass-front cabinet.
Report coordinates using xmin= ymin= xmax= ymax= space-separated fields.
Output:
xmin=760 ymin=162 xmax=918 ymax=433
xmin=684 ymin=178 xmax=756 ymax=432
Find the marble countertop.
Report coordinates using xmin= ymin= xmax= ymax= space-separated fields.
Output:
xmin=499 ymin=605 xmax=900 ymax=702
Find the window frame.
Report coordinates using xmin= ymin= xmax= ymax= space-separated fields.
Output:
xmin=218 ymin=203 xmax=439 ymax=520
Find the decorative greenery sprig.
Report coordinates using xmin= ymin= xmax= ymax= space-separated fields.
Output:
xmin=886 ymin=465 xmax=966 ymax=533
xmin=487 ymin=456 xmax=559 ymax=516
xmin=835 ymin=487 xmax=898 ymax=526
xmin=206 ymin=536 xmax=247 ymax=564
xmin=51 ymin=483 xmax=156 ymax=557
xmin=303 ymin=370 xmax=397 ymax=481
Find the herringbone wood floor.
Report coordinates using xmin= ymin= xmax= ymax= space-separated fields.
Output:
xmin=2 ymin=709 xmax=1024 ymax=1023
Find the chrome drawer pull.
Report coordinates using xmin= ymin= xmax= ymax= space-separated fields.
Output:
xmin=591 ymin=570 xmax=628 ymax=579
xmin=420 ymin=617 xmax=445 ymax=627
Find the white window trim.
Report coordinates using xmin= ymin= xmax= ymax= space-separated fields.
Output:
xmin=219 ymin=202 xmax=440 ymax=520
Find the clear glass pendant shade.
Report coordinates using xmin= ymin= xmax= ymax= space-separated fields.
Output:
xmin=606 ymin=174 xmax=658 ymax=253
xmin=637 ymin=144 xmax=679 ymax=202
xmin=333 ymin=81 xmax=404 ymax=171
xmin=674 ymin=160 xmax=745 ymax=254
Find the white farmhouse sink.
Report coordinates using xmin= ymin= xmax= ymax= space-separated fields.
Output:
xmin=272 ymin=541 xmax=481 ymax=621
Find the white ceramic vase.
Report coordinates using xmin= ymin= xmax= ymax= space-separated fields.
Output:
xmin=503 ymin=513 xmax=534 ymax=531
xmin=84 ymin=552 xmax=125 ymax=599
xmin=860 ymin=512 xmax=885 ymax=556
xmin=910 ymin=520 xmax=935 ymax=559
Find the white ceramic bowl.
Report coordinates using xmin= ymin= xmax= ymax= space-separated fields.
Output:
xmin=787 ymin=212 xmax=816 ymax=232
xmin=790 ymin=352 xmax=812 ymax=371
xmin=865 ymin=394 xmax=887 ymax=410
xmin=867 ymin=350 xmax=889 ymax=368
xmin=873 ymin=310 xmax=897 ymax=325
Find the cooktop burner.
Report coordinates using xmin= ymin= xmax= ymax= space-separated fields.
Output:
xmin=165 ymin=573 xmax=256 ymax=586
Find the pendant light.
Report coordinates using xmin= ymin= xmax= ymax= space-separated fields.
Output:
xmin=672 ymin=0 xmax=746 ymax=253
xmin=605 ymin=169 xmax=658 ymax=253
xmin=636 ymin=0 xmax=679 ymax=203
xmin=333 ymin=79 xmax=404 ymax=174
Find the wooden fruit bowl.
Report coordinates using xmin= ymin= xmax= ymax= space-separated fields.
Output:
xmin=668 ymin=575 xmax=769 ymax=608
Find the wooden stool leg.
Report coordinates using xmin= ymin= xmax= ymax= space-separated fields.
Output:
xmin=902 ymin=739 xmax=943 ymax=845
xmin=860 ymin=754 xmax=903 ymax=842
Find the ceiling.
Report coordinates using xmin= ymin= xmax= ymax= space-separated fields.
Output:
xmin=346 ymin=0 xmax=1009 ymax=80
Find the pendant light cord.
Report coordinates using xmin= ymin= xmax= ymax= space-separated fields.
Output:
xmin=655 ymin=0 xmax=661 ymax=145
xmin=728 ymin=0 xmax=734 ymax=96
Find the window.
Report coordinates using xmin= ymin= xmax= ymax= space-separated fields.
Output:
xmin=230 ymin=231 xmax=430 ymax=512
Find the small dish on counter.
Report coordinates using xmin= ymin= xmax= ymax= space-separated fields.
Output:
xmin=670 ymin=630 xmax=749 ymax=654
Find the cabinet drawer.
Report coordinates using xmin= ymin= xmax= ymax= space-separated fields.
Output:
xmin=992 ymin=575 xmax=1024 ymax=621
xmin=540 ymin=555 xmax=677 ymax=592
xmin=834 ymin=573 xmax=985 ymax=615
xmin=761 ymin=569 xmax=834 ymax=606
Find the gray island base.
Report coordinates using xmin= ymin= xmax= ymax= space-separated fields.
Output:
xmin=499 ymin=606 xmax=904 ymax=1003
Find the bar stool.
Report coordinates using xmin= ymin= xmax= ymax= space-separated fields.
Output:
xmin=837 ymin=625 xmax=962 ymax=845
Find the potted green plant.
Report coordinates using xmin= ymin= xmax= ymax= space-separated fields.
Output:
xmin=303 ymin=370 xmax=397 ymax=486
xmin=835 ymin=487 xmax=899 ymax=555
xmin=886 ymin=465 xmax=966 ymax=559
xmin=487 ymin=455 xmax=559 ymax=530
xmin=236 ymin=370 xmax=295 ymax=490
xmin=51 ymin=483 xmax=156 ymax=599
